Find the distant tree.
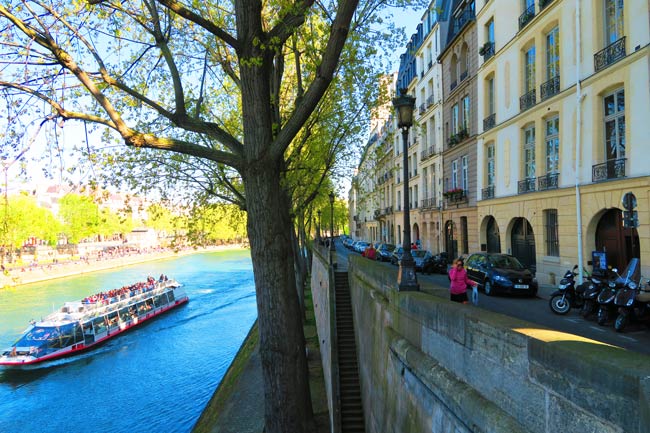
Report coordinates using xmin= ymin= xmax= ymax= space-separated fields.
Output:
xmin=4 ymin=193 xmax=61 ymax=248
xmin=187 ymin=203 xmax=247 ymax=244
xmin=58 ymin=193 xmax=100 ymax=244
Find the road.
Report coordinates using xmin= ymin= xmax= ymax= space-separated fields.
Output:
xmin=334 ymin=240 xmax=650 ymax=356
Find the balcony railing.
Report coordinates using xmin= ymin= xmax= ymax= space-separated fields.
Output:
xmin=482 ymin=185 xmax=494 ymax=200
xmin=539 ymin=0 xmax=554 ymax=11
xmin=374 ymin=209 xmax=381 ymax=219
xmin=540 ymin=75 xmax=560 ymax=101
xmin=483 ymin=113 xmax=496 ymax=132
xmin=385 ymin=206 xmax=393 ymax=215
xmin=480 ymin=42 xmax=495 ymax=61
xmin=460 ymin=70 xmax=468 ymax=82
xmin=537 ymin=172 xmax=559 ymax=191
xmin=519 ymin=88 xmax=536 ymax=112
xmin=518 ymin=178 xmax=536 ymax=194
xmin=419 ymin=103 xmax=426 ymax=115
xmin=594 ymin=37 xmax=626 ymax=72
xmin=592 ymin=158 xmax=626 ymax=182
xmin=421 ymin=146 xmax=437 ymax=161
xmin=450 ymin=79 xmax=458 ymax=92
xmin=519 ymin=4 xmax=535 ymax=30
xmin=449 ymin=6 xmax=475 ymax=41
xmin=426 ymin=94 xmax=434 ymax=108
xmin=420 ymin=197 xmax=437 ymax=209
xmin=444 ymin=190 xmax=467 ymax=204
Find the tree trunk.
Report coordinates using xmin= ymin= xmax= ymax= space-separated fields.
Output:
xmin=243 ymin=162 xmax=314 ymax=433
xmin=290 ymin=223 xmax=306 ymax=321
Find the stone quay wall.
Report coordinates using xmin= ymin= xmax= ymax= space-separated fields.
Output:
xmin=343 ymin=255 xmax=650 ymax=433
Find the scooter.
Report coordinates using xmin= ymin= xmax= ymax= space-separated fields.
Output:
xmin=597 ymin=258 xmax=640 ymax=326
xmin=613 ymin=275 xmax=649 ymax=332
xmin=549 ymin=265 xmax=587 ymax=314
xmin=581 ymin=268 xmax=617 ymax=319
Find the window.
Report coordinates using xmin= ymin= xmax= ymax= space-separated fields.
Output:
xmin=452 ymin=160 xmax=458 ymax=189
xmin=524 ymin=126 xmax=536 ymax=179
xmin=423 ymin=167 xmax=428 ymax=198
xmin=545 ymin=117 xmax=559 ymax=173
xmin=544 ymin=209 xmax=559 ymax=257
xmin=604 ymin=88 xmax=625 ymax=161
xmin=461 ymin=156 xmax=468 ymax=192
xmin=461 ymin=95 xmax=470 ymax=132
xmin=604 ymin=0 xmax=624 ymax=44
xmin=546 ymin=27 xmax=559 ymax=79
xmin=487 ymin=143 xmax=495 ymax=186
xmin=451 ymin=104 xmax=459 ymax=134
xmin=487 ymin=77 xmax=495 ymax=114
xmin=524 ymin=46 xmax=536 ymax=92
xmin=487 ymin=18 xmax=494 ymax=43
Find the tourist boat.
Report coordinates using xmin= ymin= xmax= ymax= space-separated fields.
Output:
xmin=0 ymin=277 xmax=188 ymax=368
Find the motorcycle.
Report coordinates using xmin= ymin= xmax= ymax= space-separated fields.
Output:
xmin=597 ymin=258 xmax=640 ymax=326
xmin=581 ymin=268 xmax=617 ymax=319
xmin=549 ymin=265 xmax=588 ymax=314
xmin=613 ymin=271 xmax=647 ymax=332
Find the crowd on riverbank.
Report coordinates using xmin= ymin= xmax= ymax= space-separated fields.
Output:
xmin=0 ymin=244 xmax=245 ymax=288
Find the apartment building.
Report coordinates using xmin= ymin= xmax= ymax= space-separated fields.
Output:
xmin=475 ymin=0 xmax=649 ymax=283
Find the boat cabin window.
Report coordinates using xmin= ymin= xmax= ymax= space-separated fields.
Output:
xmin=93 ymin=317 xmax=107 ymax=334
xmin=154 ymin=294 xmax=169 ymax=308
xmin=107 ymin=312 xmax=119 ymax=329
xmin=119 ymin=307 xmax=130 ymax=322
xmin=144 ymin=299 xmax=154 ymax=310
xmin=167 ymin=290 xmax=175 ymax=302
xmin=15 ymin=324 xmax=77 ymax=352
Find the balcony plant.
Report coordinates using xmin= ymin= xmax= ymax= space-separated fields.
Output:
xmin=443 ymin=187 xmax=465 ymax=200
xmin=479 ymin=42 xmax=492 ymax=56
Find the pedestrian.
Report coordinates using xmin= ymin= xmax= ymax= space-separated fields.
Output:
xmin=448 ymin=258 xmax=477 ymax=304
xmin=364 ymin=243 xmax=377 ymax=260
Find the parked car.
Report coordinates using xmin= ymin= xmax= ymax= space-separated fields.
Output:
xmin=343 ymin=238 xmax=355 ymax=249
xmin=423 ymin=252 xmax=450 ymax=274
xmin=464 ymin=252 xmax=538 ymax=297
xmin=411 ymin=250 xmax=434 ymax=272
xmin=390 ymin=246 xmax=404 ymax=265
xmin=376 ymin=243 xmax=396 ymax=262
xmin=354 ymin=241 xmax=370 ymax=254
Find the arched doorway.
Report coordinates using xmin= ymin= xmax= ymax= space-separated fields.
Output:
xmin=595 ymin=208 xmax=640 ymax=271
xmin=486 ymin=216 xmax=501 ymax=253
xmin=511 ymin=218 xmax=536 ymax=272
xmin=413 ymin=223 xmax=420 ymax=244
xmin=445 ymin=220 xmax=457 ymax=260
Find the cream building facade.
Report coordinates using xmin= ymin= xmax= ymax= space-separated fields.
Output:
xmin=476 ymin=0 xmax=649 ymax=284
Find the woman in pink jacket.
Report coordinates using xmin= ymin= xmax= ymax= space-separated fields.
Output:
xmin=448 ymin=258 xmax=477 ymax=303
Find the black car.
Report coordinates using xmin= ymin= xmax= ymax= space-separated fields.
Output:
xmin=376 ymin=243 xmax=396 ymax=262
xmin=465 ymin=252 xmax=538 ymax=297
xmin=422 ymin=252 xmax=450 ymax=274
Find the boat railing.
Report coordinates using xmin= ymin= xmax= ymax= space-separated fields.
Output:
xmin=43 ymin=281 xmax=179 ymax=323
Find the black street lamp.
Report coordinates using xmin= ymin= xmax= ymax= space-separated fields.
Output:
xmin=393 ymin=89 xmax=419 ymax=291
xmin=317 ymin=210 xmax=322 ymax=243
xmin=329 ymin=191 xmax=335 ymax=251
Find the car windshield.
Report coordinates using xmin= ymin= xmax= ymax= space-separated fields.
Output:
xmin=489 ymin=255 xmax=525 ymax=270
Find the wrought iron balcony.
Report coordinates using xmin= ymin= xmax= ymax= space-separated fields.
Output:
xmin=443 ymin=189 xmax=467 ymax=204
xmin=483 ymin=113 xmax=496 ymax=132
xmin=537 ymin=172 xmax=559 ymax=191
xmin=592 ymin=158 xmax=626 ymax=182
xmin=450 ymin=79 xmax=458 ymax=92
xmin=460 ymin=70 xmax=468 ymax=82
xmin=518 ymin=178 xmax=536 ymax=194
xmin=594 ymin=37 xmax=626 ymax=72
xmin=385 ymin=206 xmax=393 ymax=215
xmin=420 ymin=197 xmax=437 ymax=209
xmin=482 ymin=185 xmax=494 ymax=200
xmin=539 ymin=0 xmax=554 ymax=11
xmin=540 ymin=75 xmax=560 ymax=101
xmin=421 ymin=146 xmax=436 ymax=161
xmin=519 ymin=89 xmax=536 ymax=112
xmin=480 ymin=42 xmax=495 ymax=61
xmin=519 ymin=4 xmax=535 ymax=30
xmin=419 ymin=103 xmax=426 ymax=114
xmin=426 ymin=94 xmax=434 ymax=108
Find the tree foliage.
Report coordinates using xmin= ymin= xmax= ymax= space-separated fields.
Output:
xmin=2 ymin=193 xmax=61 ymax=248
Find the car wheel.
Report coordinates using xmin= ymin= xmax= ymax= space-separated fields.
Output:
xmin=484 ymin=280 xmax=493 ymax=296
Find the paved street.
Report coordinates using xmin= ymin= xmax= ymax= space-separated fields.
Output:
xmin=335 ymin=240 xmax=650 ymax=356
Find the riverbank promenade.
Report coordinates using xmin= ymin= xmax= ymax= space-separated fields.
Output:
xmin=0 ymin=244 xmax=243 ymax=288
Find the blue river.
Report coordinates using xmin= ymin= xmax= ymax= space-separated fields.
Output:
xmin=0 ymin=249 xmax=257 ymax=433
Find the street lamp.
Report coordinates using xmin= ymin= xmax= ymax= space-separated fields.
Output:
xmin=329 ymin=191 xmax=335 ymax=251
xmin=316 ymin=210 xmax=322 ymax=243
xmin=393 ymin=89 xmax=419 ymax=291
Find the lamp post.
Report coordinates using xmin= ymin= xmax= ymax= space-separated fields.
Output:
xmin=393 ymin=89 xmax=419 ymax=291
xmin=328 ymin=191 xmax=335 ymax=252
xmin=317 ymin=210 xmax=322 ymax=243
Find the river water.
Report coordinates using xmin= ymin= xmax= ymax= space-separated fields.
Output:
xmin=0 ymin=250 xmax=257 ymax=433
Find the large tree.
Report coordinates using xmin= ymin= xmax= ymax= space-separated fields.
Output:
xmin=0 ymin=1 xmax=417 ymax=431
